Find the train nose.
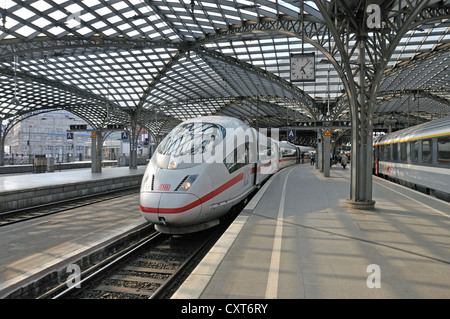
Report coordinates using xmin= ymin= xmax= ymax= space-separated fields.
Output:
xmin=140 ymin=192 xmax=202 ymax=225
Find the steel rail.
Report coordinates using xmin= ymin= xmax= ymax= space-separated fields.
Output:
xmin=41 ymin=230 xmax=162 ymax=299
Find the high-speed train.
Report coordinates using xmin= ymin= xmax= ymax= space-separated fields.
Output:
xmin=373 ymin=115 xmax=450 ymax=201
xmin=140 ymin=116 xmax=303 ymax=234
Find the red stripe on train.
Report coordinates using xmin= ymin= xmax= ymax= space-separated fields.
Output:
xmin=140 ymin=172 xmax=244 ymax=214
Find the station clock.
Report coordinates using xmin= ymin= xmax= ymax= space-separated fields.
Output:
xmin=290 ymin=53 xmax=316 ymax=82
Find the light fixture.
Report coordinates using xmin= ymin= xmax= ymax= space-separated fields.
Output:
xmin=180 ymin=181 xmax=191 ymax=191
xmin=177 ymin=175 xmax=198 ymax=192
xmin=168 ymin=160 xmax=177 ymax=169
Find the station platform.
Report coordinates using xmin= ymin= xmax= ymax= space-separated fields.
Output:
xmin=173 ymin=163 xmax=450 ymax=299
xmin=0 ymin=160 xmax=118 ymax=175
xmin=0 ymin=166 xmax=146 ymax=212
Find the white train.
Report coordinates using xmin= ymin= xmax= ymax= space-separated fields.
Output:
xmin=373 ymin=115 xmax=450 ymax=201
xmin=139 ymin=116 xmax=303 ymax=234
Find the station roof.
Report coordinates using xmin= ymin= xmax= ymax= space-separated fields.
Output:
xmin=0 ymin=0 xmax=449 ymax=136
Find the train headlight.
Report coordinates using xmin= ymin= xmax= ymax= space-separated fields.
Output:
xmin=181 ymin=181 xmax=192 ymax=191
xmin=176 ymin=175 xmax=198 ymax=192
xmin=168 ymin=160 xmax=177 ymax=169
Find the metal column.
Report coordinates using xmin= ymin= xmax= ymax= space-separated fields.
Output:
xmin=91 ymin=131 xmax=102 ymax=173
xmin=129 ymin=112 xmax=139 ymax=170
xmin=317 ymin=133 xmax=323 ymax=172
xmin=347 ymin=35 xmax=375 ymax=209
xmin=323 ymin=134 xmax=331 ymax=177
xmin=313 ymin=1 xmax=429 ymax=210
xmin=0 ymin=127 xmax=4 ymax=166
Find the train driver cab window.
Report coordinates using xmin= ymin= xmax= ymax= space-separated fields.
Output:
xmin=422 ymin=139 xmax=433 ymax=164
xmin=410 ymin=140 xmax=419 ymax=162
xmin=438 ymin=136 xmax=450 ymax=165
xmin=158 ymin=122 xmax=226 ymax=157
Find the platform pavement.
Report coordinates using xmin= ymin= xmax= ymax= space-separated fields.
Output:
xmin=173 ymin=163 xmax=450 ymax=299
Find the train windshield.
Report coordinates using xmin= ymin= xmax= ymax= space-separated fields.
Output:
xmin=158 ymin=122 xmax=226 ymax=156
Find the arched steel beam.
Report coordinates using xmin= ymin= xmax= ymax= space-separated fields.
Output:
xmin=0 ymin=35 xmax=176 ymax=61
xmin=378 ymin=89 xmax=450 ymax=107
xmin=0 ymin=2 xmax=447 ymax=136
xmin=196 ymin=48 xmax=315 ymax=115
xmin=312 ymin=0 xmax=445 ymax=207
xmin=208 ymin=96 xmax=311 ymax=121
xmin=195 ymin=17 xmax=347 ymax=120
xmin=136 ymin=3 xmax=448 ymax=131
xmin=0 ymin=65 xmax=112 ymax=105
xmin=135 ymin=42 xmax=315 ymax=121
xmin=1 ymin=107 xmax=97 ymax=139
xmin=0 ymin=62 xmax=129 ymax=128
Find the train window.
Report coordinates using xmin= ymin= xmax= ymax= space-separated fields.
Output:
xmin=224 ymin=143 xmax=249 ymax=174
xmin=437 ymin=135 xmax=450 ymax=165
xmin=422 ymin=139 xmax=433 ymax=164
xmin=400 ymin=143 xmax=407 ymax=162
xmin=410 ymin=140 xmax=419 ymax=162
xmin=392 ymin=143 xmax=398 ymax=161
xmin=224 ymin=150 xmax=236 ymax=172
xmin=236 ymin=143 xmax=249 ymax=165
xmin=379 ymin=144 xmax=387 ymax=161
xmin=158 ymin=122 xmax=226 ymax=157
xmin=280 ymin=145 xmax=297 ymax=158
xmin=379 ymin=145 xmax=386 ymax=161
xmin=259 ymin=138 xmax=272 ymax=162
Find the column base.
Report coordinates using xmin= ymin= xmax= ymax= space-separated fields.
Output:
xmin=346 ymin=199 xmax=376 ymax=210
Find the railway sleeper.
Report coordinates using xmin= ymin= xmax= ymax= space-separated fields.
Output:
xmin=90 ymin=285 xmax=156 ymax=298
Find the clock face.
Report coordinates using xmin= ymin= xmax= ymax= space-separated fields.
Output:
xmin=290 ymin=54 xmax=315 ymax=82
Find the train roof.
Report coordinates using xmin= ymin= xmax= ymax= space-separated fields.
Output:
xmin=280 ymin=140 xmax=299 ymax=146
xmin=374 ymin=115 xmax=450 ymax=145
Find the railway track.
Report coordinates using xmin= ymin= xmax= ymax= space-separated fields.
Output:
xmin=0 ymin=186 xmax=140 ymax=227
xmin=44 ymin=227 xmax=220 ymax=299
